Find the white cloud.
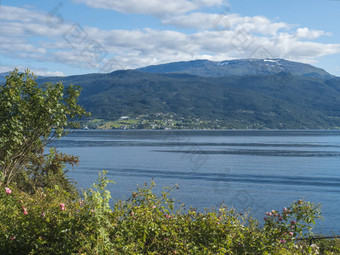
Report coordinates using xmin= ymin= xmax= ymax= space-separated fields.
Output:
xmin=0 ymin=4 xmax=339 ymax=74
xmin=162 ymin=13 xmax=288 ymax=36
xmin=0 ymin=65 xmax=15 ymax=74
xmin=72 ymin=0 xmax=225 ymax=17
xmin=0 ymin=65 xmax=65 ymax=77
xmin=162 ymin=13 xmax=223 ymax=30
xmin=295 ymin=27 xmax=330 ymax=39
xmin=32 ymin=69 xmax=66 ymax=77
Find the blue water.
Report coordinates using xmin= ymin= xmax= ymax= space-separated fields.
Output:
xmin=52 ymin=130 xmax=340 ymax=234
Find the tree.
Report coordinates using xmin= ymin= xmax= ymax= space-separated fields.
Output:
xmin=0 ymin=69 xmax=88 ymax=189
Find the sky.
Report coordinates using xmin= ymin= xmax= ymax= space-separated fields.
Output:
xmin=0 ymin=0 xmax=340 ymax=76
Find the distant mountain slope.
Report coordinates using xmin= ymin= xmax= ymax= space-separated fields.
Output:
xmin=138 ymin=59 xmax=333 ymax=79
xmin=0 ymin=72 xmax=10 ymax=82
xmin=37 ymin=69 xmax=340 ymax=129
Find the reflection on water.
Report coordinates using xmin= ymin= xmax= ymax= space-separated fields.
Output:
xmin=52 ymin=130 xmax=340 ymax=235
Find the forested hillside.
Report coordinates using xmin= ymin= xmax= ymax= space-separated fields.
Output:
xmin=37 ymin=68 xmax=340 ymax=129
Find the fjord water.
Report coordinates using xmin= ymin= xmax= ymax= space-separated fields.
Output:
xmin=52 ymin=130 xmax=340 ymax=234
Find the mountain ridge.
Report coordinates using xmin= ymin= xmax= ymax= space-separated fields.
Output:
xmin=2 ymin=59 xmax=340 ymax=129
xmin=137 ymin=58 xmax=334 ymax=79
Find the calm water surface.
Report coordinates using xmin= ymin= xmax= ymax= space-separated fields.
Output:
xmin=52 ymin=130 xmax=340 ymax=234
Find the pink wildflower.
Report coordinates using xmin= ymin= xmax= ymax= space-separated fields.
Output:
xmin=5 ymin=187 xmax=12 ymax=194
xmin=41 ymin=212 xmax=45 ymax=217
xmin=291 ymin=220 xmax=296 ymax=225
xmin=60 ymin=203 xmax=65 ymax=211
xmin=131 ymin=211 xmax=134 ymax=216
xmin=10 ymin=236 xmax=16 ymax=240
xmin=165 ymin=214 xmax=171 ymax=219
xmin=151 ymin=205 xmax=156 ymax=209
xmin=289 ymin=232 xmax=294 ymax=236
xmin=91 ymin=209 xmax=95 ymax=213
xmin=280 ymin=239 xmax=286 ymax=244
xmin=23 ymin=207 xmax=28 ymax=215
xmin=265 ymin=212 xmax=272 ymax=216
xmin=283 ymin=207 xmax=288 ymax=212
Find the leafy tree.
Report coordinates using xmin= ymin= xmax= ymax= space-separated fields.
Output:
xmin=0 ymin=69 xmax=88 ymax=190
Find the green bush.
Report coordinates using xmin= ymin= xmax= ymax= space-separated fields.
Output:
xmin=0 ymin=69 xmax=88 ymax=190
xmin=0 ymin=171 xmax=327 ymax=254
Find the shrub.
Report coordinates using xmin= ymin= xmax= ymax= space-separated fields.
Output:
xmin=0 ymin=172 xmax=325 ymax=254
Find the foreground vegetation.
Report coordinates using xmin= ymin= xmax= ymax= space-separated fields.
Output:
xmin=1 ymin=70 xmax=340 ymax=254
xmin=0 ymin=174 xmax=330 ymax=254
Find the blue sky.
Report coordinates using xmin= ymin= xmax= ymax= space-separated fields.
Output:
xmin=0 ymin=0 xmax=339 ymax=76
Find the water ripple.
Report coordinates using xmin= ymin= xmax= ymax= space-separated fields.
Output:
xmin=51 ymin=140 xmax=340 ymax=149
xmin=154 ymin=149 xmax=340 ymax=157
xmin=74 ymin=167 xmax=340 ymax=190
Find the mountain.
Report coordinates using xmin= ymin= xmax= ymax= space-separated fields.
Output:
xmin=0 ymin=72 xmax=10 ymax=82
xmin=138 ymin=59 xmax=333 ymax=79
xmin=2 ymin=59 xmax=339 ymax=129
xmin=36 ymin=67 xmax=340 ymax=129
